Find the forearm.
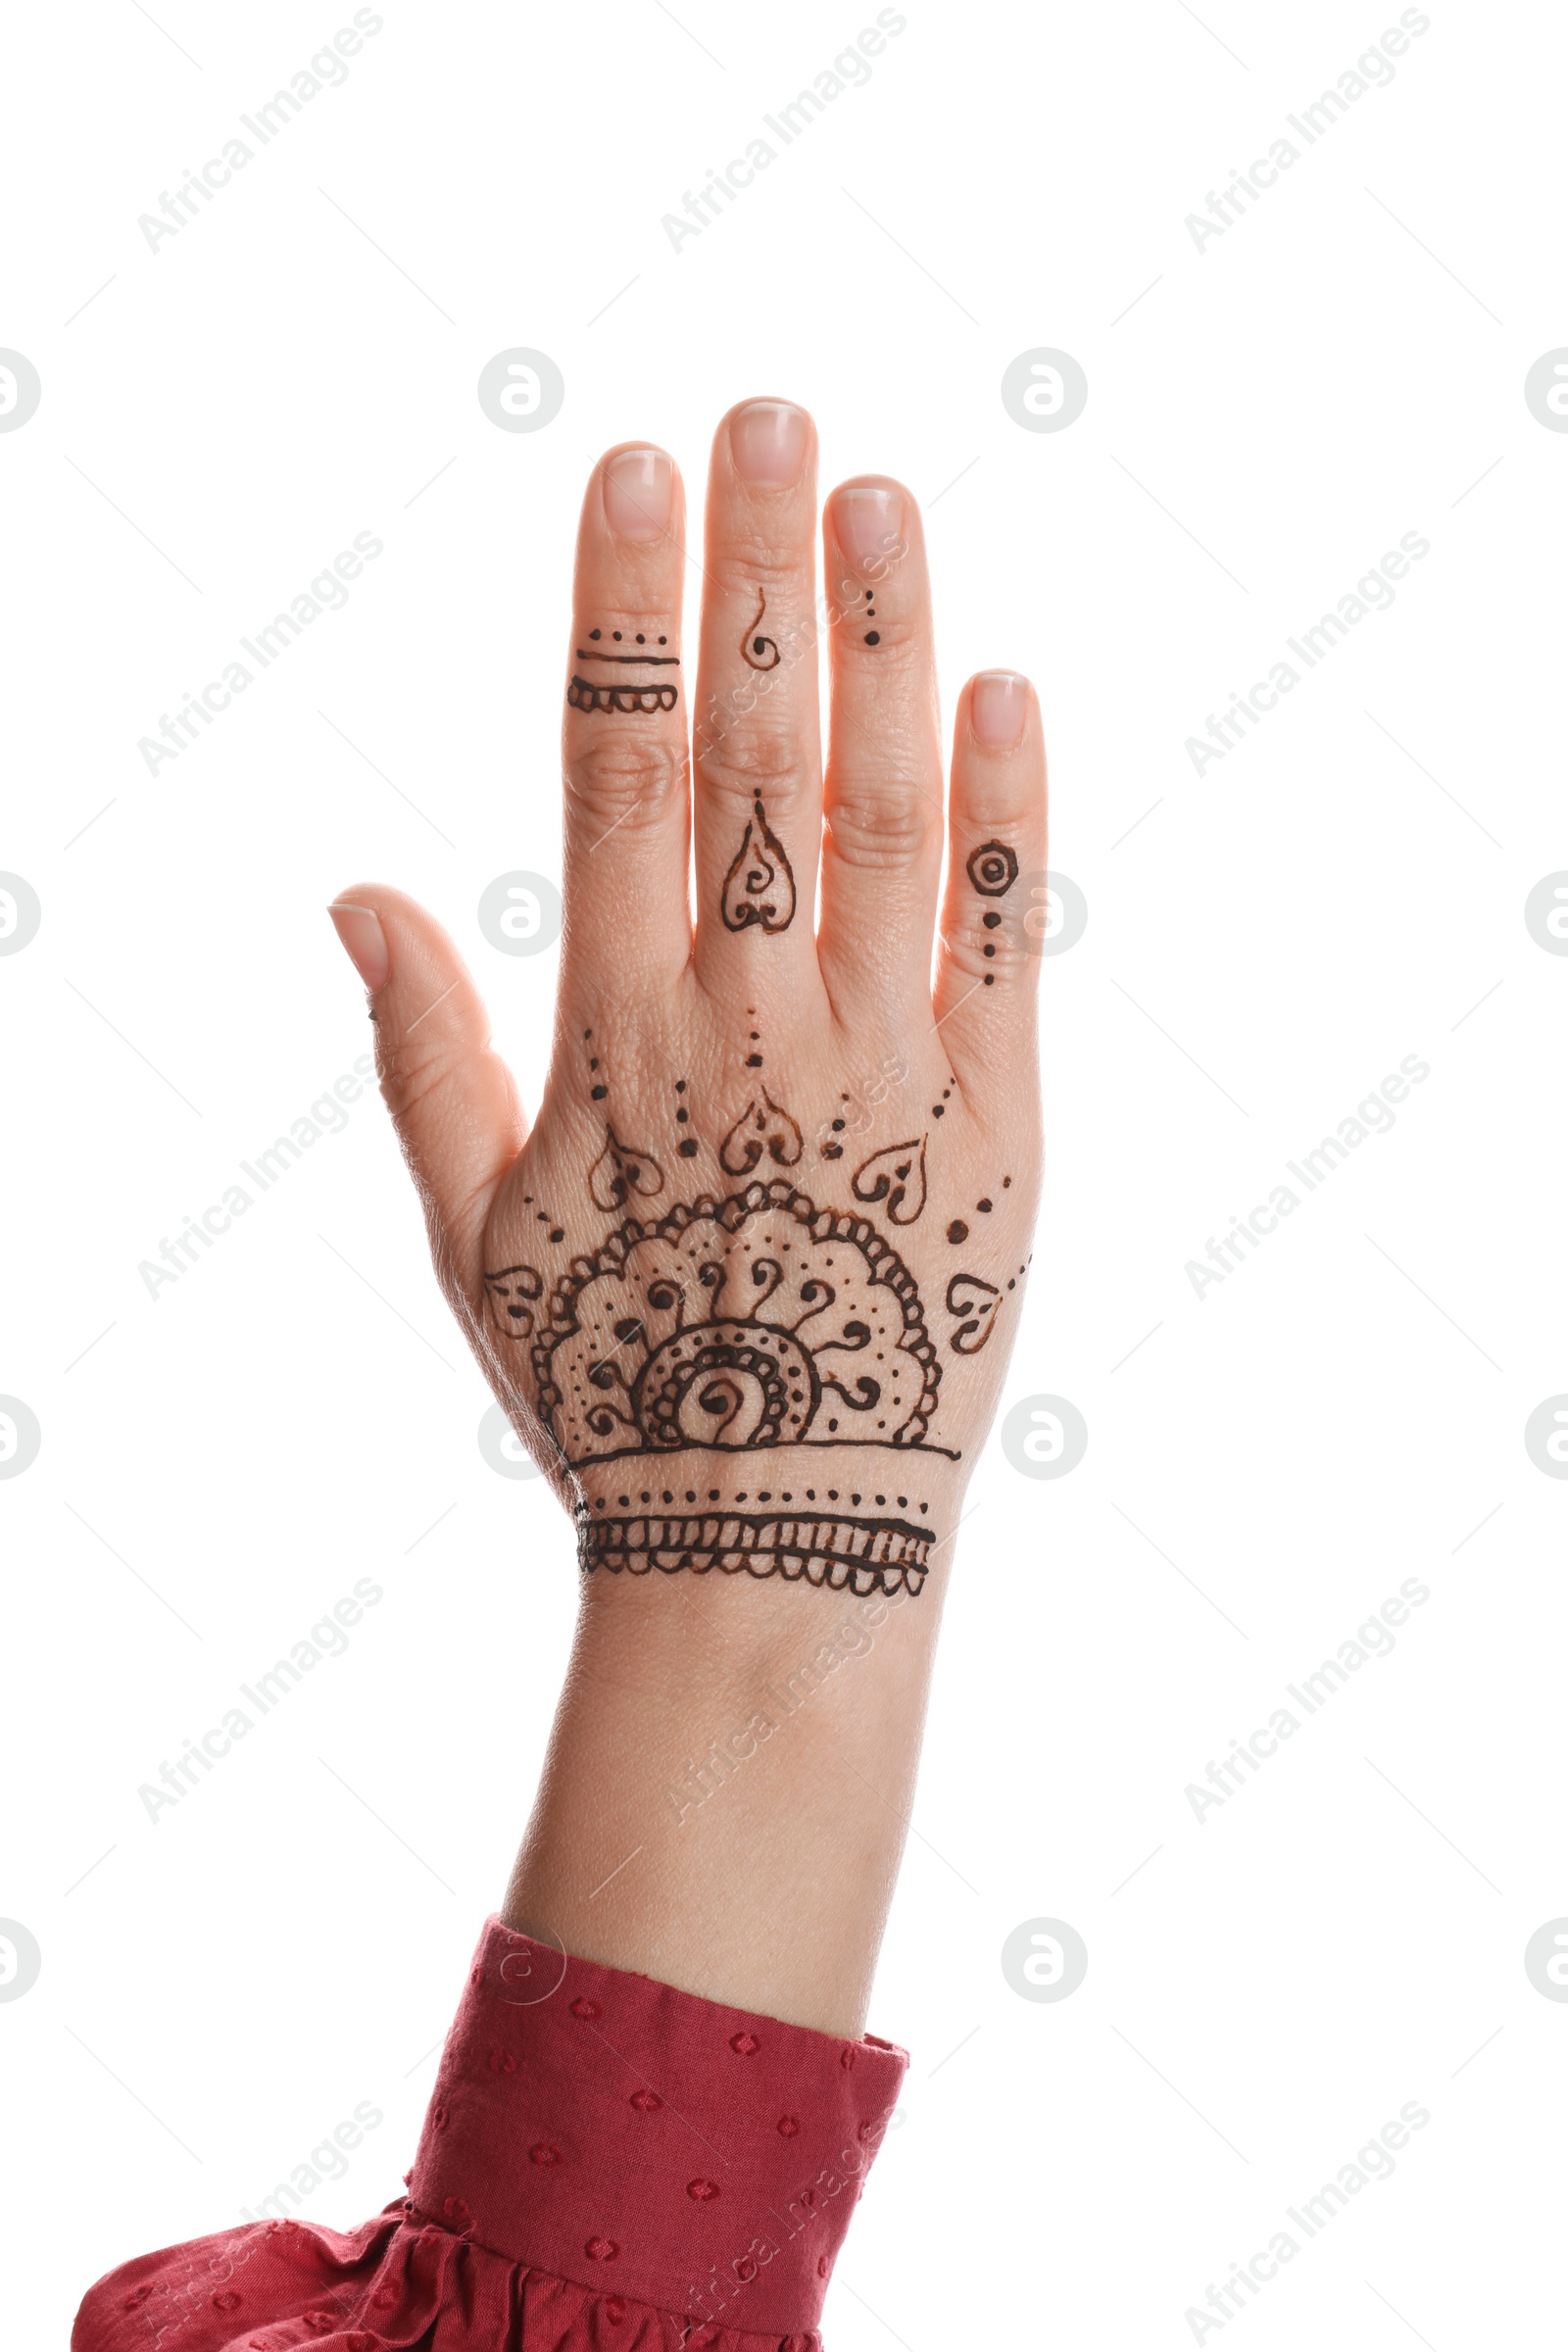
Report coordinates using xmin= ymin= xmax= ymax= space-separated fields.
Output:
xmin=503 ymin=1560 xmax=952 ymax=2035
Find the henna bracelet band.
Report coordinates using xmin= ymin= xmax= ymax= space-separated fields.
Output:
xmin=577 ymin=1506 xmax=931 ymax=1596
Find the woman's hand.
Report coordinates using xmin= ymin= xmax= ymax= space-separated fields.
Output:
xmin=329 ymin=397 xmax=1046 ymax=1606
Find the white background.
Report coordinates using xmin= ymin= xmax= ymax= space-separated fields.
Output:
xmin=3 ymin=1 xmax=1565 ymax=2344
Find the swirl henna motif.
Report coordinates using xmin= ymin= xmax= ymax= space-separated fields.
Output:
xmin=719 ymin=1091 xmax=804 ymax=1175
xmin=741 ymin=590 xmax=780 ymax=670
xmin=851 ymin=1137 xmax=927 ymax=1226
xmin=720 ymin=795 xmax=797 ymax=934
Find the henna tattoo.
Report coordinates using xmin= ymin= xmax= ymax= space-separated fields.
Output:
xmin=568 ymin=676 xmax=678 ymax=714
xmin=949 ymin=1183 xmax=1009 ymax=1244
xmin=484 ymin=1263 xmax=544 ymax=1342
xmin=673 ymin=1077 xmax=699 ymax=1158
xmin=576 ymin=634 xmax=676 ymax=665
xmin=741 ymin=590 xmax=780 ymax=671
xmin=967 ymin=840 xmax=1019 ymax=897
xmin=720 ymin=796 xmax=796 ymax=933
xmin=851 ymin=1136 xmax=927 ymax=1225
xmin=532 ymin=1178 xmax=948 ymax=1461
xmin=946 ymin=1272 xmax=1000 ymax=1354
xmin=858 ymin=585 xmax=880 ymax=646
xmin=577 ymin=1506 xmax=931 ymax=1597
xmin=522 ymin=1193 xmax=566 ymax=1245
xmin=570 ymin=629 xmax=680 ymax=713
xmin=511 ymin=1179 xmax=960 ymax=1598
xmin=587 ymin=1127 xmax=666 ymax=1212
xmin=720 ymin=1091 xmax=803 ymax=1175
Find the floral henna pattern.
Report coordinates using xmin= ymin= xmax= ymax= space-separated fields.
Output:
xmin=532 ymin=1181 xmax=942 ymax=1459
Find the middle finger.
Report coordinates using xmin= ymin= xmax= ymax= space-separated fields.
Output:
xmin=692 ymin=397 xmax=824 ymax=999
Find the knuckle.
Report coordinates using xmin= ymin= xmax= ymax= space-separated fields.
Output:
xmin=376 ymin=1033 xmax=457 ymax=1128
xmin=566 ymin=731 xmax=687 ymax=835
xmin=834 ymin=612 xmax=922 ymax=670
xmin=826 ymin=782 xmax=941 ymax=873
xmin=710 ymin=530 xmax=810 ymax=599
xmin=695 ymin=720 xmax=808 ymax=804
xmin=940 ymin=894 xmax=1040 ymax=991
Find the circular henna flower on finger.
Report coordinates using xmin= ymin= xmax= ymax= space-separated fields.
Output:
xmin=966 ymin=841 xmax=1019 ymax=898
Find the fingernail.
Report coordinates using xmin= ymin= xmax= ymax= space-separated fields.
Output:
xmin=832 ymin=483 xmax=905 ymax=573
xmin=602 ymin=447 xmax=673 ymax=539
xmin=970 ymin=671 xmax=1029 ymax=748
xmin=729 ymin=400 xmax=808 ymax=487
xmin=328 ymin=901 xmax=389 ymax=992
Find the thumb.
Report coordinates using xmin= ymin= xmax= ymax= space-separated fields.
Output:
xmin=327 ymin=886 xmax=525 ymax=1311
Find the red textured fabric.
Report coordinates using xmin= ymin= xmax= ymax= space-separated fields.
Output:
xmin=73 ymin=1917 xmax=907 ymax=2351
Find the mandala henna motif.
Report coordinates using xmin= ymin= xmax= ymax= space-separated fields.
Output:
xmin=534 ymin=1181 xmax=941 ymax=1456
xmin=720 ymin=795 xmax=796 ymax=934
xmin=719 ymin=1091 xmax=803 ymax=1175
xmin=851 ymin=1137 xmax=927 ymax=1225
xmin=484 ymin=1263 xmax=544 ymax=1343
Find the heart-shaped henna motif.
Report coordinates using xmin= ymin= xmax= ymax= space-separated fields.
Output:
xmin=588 ymin=1128 xmax=666 ymax=1212
xmin=719 ymin=1091 xmax=803 ymax=1175
xmin=851 ymin=1136 xmax=927 ymax=1225
xmin=720 ymin=794 xmax=796 ymax=934
xmin=945 ymin=1271 xmax=1000 ymax=1354
xmin=483 ymin=1263 xmax=544 ymax=1342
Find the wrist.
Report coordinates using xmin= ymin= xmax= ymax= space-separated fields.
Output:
xmin=572 ymin=1444 xmax=965 ymax=1600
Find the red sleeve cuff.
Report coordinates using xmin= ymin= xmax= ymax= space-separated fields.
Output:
xmin=409 ymin=1916 xmax=907 ymax=2336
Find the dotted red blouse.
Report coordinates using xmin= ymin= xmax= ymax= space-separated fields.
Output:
xmin=73 ymin=1918 xmax=908 ymax=2351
